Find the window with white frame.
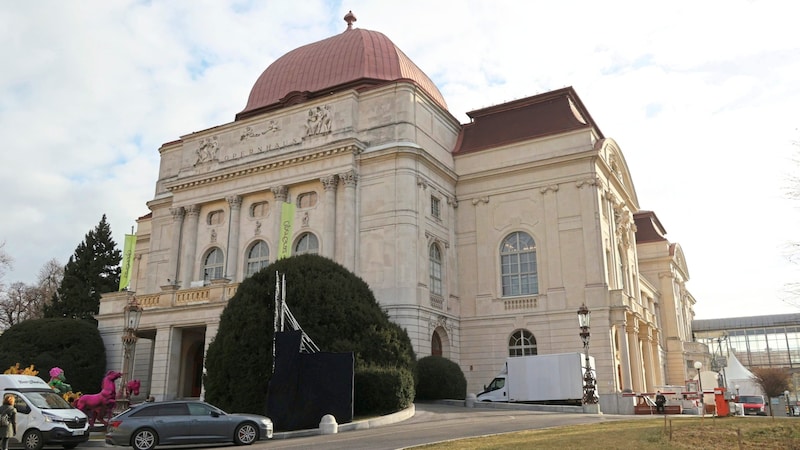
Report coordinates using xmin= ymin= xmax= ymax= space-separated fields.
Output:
xmin=246 ymin=240 xmax=270 ymax=277
xmin=203 ymin=247 xmax=224 ymax=281
xmin=294 ymin=232 xmax=319 ymax=255
xmin=429 ymin=243 xmax=443 ymax=296
xmin=508 ymin=329 xmax=537 ymax=356
xmin=500 ymin=231 xmax=538 ymax=296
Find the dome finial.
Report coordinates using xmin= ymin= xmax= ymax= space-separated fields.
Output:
xmin=344 ymin=10 xmax=357 ymax=30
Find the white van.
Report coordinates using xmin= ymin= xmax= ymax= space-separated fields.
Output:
xmin=0 ymin=375 xmax=89 ymax=450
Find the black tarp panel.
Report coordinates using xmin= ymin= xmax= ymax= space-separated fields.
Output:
xmin=266 ymin=331 xmax=354 ymax=431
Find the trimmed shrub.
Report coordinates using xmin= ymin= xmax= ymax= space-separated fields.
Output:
xmin=354 ymin=366 xmax=414 ymax=415
xmin=0 ymin=318 xmax=106 ymax=393
xmin=415 ymin=355 xmax=467 ymax=400
xmin=204 ymin=254 xmax=416 ymax=414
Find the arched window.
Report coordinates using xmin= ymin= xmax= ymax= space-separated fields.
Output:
xmin=429 ymin=244 xmax=443 ymax=296
xmin=203 ymin=247 xmax=224 ymax=281
xmin=294 ymin=232 xmax=319 ymax=255
xmin=431 ymin=331 xmax=442 ymax=357
xmin=500 ymin=231 xmax=538 ymax=296
xmin=508 ymin=329 xmax=537 ymax=356
xmin=246 ymin=240 xmax=270 ymax=277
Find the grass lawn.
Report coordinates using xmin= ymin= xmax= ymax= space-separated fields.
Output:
xmin=417 ymin=416 xmax=800 ymax=449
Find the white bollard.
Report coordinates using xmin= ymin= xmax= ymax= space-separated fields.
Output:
xmin=465 ymin=393 xmax=477 ymax=408
xmin=319 ymin=414 xmax=338 ymax=434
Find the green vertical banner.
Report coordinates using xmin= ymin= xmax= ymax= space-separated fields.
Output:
xmin=277 ymin=202 xmax=295 ymax=259
xmin=119 ymin=233 xmax=137 ymax=291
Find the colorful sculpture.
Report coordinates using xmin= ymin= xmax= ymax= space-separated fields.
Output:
xmin=125 ymin=379 xmax=141 ymax=398
xmin=74 ymin=370 xmax=122 ymax=427
xmin=48 ymin=367 xmax=72 ymax=395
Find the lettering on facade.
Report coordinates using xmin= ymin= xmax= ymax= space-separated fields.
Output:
xmin=222 ymin=138 xmax=303 ymax=162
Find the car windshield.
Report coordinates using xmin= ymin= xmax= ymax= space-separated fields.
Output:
xmin=25 ymin=391 xmax=73 ymax=409
xmin=739 ymin=396 xmax=764 ymax=404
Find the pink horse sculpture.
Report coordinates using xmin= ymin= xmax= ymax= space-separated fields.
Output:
xmin=125 ymin=379 xmax=141 ymax=398
xmin=74 ymin=370 xmax=122 ymax=427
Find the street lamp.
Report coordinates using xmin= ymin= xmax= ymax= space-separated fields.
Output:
xmin=735 ymin=384 xmax=740 ymax=400
xmin=577 ymin=304 xmax=597 ymax=404
xmin=120 ymin=293 xmax=143 ymax=406
xmin=694 ymin=361 xmax=703 ymax=415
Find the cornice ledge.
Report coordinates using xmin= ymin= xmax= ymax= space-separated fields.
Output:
xmin=165 ymin=144 xmax=361 ymax=193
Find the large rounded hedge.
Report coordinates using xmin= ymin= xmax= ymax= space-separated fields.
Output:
xmin=0 ymin=318 xmax=106 ymax=393
xmin=415 ymin=355 xmax=467 ymax=400
xmin=204 ymin=254 xmax=415 ymax=414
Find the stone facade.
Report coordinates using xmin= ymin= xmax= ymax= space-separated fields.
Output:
xmin=97 ymin=26 xmax=701 ymax=411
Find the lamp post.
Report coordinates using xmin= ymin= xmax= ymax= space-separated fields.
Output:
xmin=694 ymin=361 xmax=703 ymax=415
xmin=120 ymin=293 xmax=143 ymax=408
xmin=577 ymin=304 xmax=597 ymax=404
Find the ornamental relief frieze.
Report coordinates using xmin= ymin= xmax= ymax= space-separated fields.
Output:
xmin=192 ymin=104 xmax=334 ymax=167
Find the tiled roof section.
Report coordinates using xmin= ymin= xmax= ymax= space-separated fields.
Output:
xmin=237 ymin=27 xmax=447 ymax=119
xmin=634 ymin=210 xmax=668 ymax=243
xmin=454 ymin=87 xmax=599 ymax=155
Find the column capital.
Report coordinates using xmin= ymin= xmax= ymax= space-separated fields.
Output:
xmin=226 ymin=195 xmax=242 ymax=209
xmin=321 ymin=175 xmax=339 ymax=191
xmin=169 ymin=206 xmax=185 ymax=220
xmin=185 ymin=204 xmax=200 ymax=217
xmin=339 ymin=170 xmax=358 ymax=187
xmin=271 ymin=186 xmax=288 ymax=202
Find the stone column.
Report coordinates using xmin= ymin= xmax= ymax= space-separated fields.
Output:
xmin=225 ymin=195 xmax=242 ymax=280
xmin=339 ymin=170 xmax=357 ymax=270
xmin=642 ymin=328 xmax=657 ymax=392
xmin=616 ymin=319 xmax=633 ymax=392
xmin=627 ymin=318 xmax=644 ymax=392
xmin=650 ymin=330 xmax=663 ymax=387
xmin=321 ymin=175 xmax=338 ymax=259
xmin=179 ymin=204 xmax=200 ymax=288
xmin=199 ymin=322 xmax=218 ymax=401
xmin=168 ymin=207 xmax=185 ymax=285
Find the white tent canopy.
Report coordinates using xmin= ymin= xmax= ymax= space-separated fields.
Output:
xmin=724 ymin=351 xmax=763 ymax=397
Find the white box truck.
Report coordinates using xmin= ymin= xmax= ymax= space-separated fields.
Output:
xmin=0 ymin=374 xmax=89 ymax=450
xmin=476 ymin=352 xmax=596 ymax=405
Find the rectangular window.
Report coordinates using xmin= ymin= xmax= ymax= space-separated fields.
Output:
xmin=431 ymin=196 xmax=441 ymax=220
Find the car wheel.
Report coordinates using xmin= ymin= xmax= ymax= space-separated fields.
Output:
xmin=234 ymin=422 xmax=259 ymax=445
xmin=131 ymin=428 xmax=159 ymax=450
xmin=23 ymin=429 xmax=43 ymax=450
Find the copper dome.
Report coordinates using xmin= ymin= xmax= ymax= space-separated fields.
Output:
xmin=236 ymin=15 xmax=447 ymax=120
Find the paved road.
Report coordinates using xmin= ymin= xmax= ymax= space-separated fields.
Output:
xmin=247 ymin=403 xmax=641 ymax=450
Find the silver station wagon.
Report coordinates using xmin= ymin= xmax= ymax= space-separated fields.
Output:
xmin=105 ymin=400 xmax=273 ymax=450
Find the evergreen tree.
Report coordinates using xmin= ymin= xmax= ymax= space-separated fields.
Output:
xmin=44 ymin=215 xmax=121 ymax=321
xmin=204 ymin=254 xmax=416 ymax=414
xmin=0 ymin=318 xmax=106 ymax=393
